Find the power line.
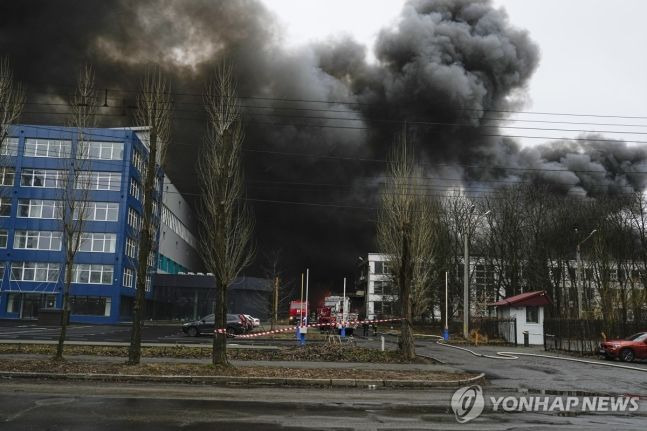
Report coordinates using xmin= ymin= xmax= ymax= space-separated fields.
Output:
xmin=14 ymin=124 xmax=647 ymax=175
xmin=21 ymin=86 xmax=647 ymax=120
xmin=20 ymin=98 xmax=647 ymax=131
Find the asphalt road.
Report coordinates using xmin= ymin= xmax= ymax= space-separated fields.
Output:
xmin=0 ymin=320 xmax=295 ymax=345
xmin=412 ymin=338 xmax=647 ymax=396
xmin=1 ymin=381 xmax=646 ymax=430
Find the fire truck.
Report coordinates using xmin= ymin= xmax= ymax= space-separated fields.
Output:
xmin=316 ymin=295 xmax=358 ymax=335
xmin=288 ymin=300 xmax=308 ymax=325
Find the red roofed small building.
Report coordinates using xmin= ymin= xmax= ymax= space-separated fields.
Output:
xmin=491 ymin=291 xmax=553 ymax=345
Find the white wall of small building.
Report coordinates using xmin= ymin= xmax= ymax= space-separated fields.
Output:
xmin=498 ymin=306 xmax=545 ymax=345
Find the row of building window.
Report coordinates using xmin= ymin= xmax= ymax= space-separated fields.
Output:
xmin=161 ymin=204 xmax=197 ymax=248
xmin=0 ymin=168 xmax=122 ymax=191
xmin=6 ymin=262 xmax=114 ymax=284
xmin=4 ymin=293 xmax=112 ymax=317
xmin=3 ymin=138 xmax=124 ymax=161
xmin=0 ymin=198 xmax=120 ymax=221
xmin=157 ymin=253 xmax=189 ymax=275
xmin=121 ymin=268 xmax=151 ymax=291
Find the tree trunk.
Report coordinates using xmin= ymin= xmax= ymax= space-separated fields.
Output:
xmin=54 ymin=260 xmax=74 ymax=361
xmin=212 ymin=279 xmax=228 ymax=365
xmin=399 ymin=222 xmax=415 ymax=360
xmin=128 ymin=131 xmax=157 ymax=365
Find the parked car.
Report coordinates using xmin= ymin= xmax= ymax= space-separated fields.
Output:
xmin=599 ymin=332 xmax=647 ymax=362
xmin=182 ymin=313 xmax=246 ymax=337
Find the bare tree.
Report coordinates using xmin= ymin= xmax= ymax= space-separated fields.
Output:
xmin=0 ymin=57 xmax=25 ymax=148
xmin=377 ymin=132 xmax=436 ymax=360
xmin=198 ymin=64 xmax=255 ymax=366
xmin=128 ymin=68 xmax=171 ymax=364
xmin=54 ymin=65 xmax=97 ymax=360
xmin=0 ymin=57 xmax=24 ymax=201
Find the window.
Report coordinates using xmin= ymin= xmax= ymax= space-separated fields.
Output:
xmin=128 ymin=208 xmax=140 ymax=230
xmin=373 ymin=281 xmax=396 ymax=296
xmin=24 ymin=138 xmax=72 ymax=158
xmin=374 ymin=300 xmax=396 ymax=316
xmin=125 ymin=237 xmax=137 ymax=258
xmin=14 ymin=231 xmax=62 ymax=251
xmin=17 ymin=199 xmax=61 ymax=219
xmin=10 ymin=262 xmax=60 ymax=282
xmin=132 ymin=149 xmax=144 ymax=172
xmin=78 ymin=233 xmax=116 ymax=253
xmin=373 ymin=261 xmax=389 ymax=274
xmin=0 ymin=230 xmax=7 ymax=248
xmin=20 ymin=169 xmax=64 ymax=188
xmin=148 ymin=251 xmax=156 ymax=268
xmin=78 ymin=141 xmax=124 ymax=161
xmin=70 ymin=296 xmax=111 ymax=316
xmin=145 ymin=274 xmax=152 ymax=292
xmin=72 ymin=264 xmax=114 ymax=284
xmin=526 ymin=306 xmax=539 ymax=324
xmin=76 ymin=172 xmax=121 ymax=191
xmin=123 ymin=268 xmax=134 ymax=288
xmin=129 ymin=178 xmax=141 ymax=200
xmin=6 ymin=293 xmax=19 ymax=313
xmin=1 ymin=137 xmax=19 ymax=156
xmin=75 ymin=202 xmax=119 ymax=222
xmin=0 ymin=167 xmax=15 ymax=186
xmin=0 ymin=197 xmax=11 ymax=217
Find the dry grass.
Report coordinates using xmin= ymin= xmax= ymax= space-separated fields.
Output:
xmin=0 ymin=358 xmax=472 ymax=381
xmin=0 ymin=343 xmax=432 ymax=363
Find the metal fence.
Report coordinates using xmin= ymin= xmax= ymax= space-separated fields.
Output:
xmin=544 ymin=318 xmax=647 ymax=355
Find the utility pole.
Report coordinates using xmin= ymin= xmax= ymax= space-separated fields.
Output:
xmin=271 ymin=276 xmax=279 ymax=330
xmin=297 ymin=273 xmax=303 ymax=341
xmin=444 ymin=271 xmax=449 ymax=341
xmin=463 ymin=216 xmax=470 ymax=340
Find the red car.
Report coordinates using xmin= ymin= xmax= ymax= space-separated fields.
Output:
xmin=599 ymin=332 xmax=647 ymax=362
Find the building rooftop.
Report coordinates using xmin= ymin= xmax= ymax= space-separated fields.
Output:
xmin=490 ymin=290 xmax=552 ymax=307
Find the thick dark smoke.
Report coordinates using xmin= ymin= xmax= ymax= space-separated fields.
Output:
xmin=1 ymin=0 xmax=643 ymax=289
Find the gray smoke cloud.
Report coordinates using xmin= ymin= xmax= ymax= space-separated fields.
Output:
xmin=1 ymin=0 xmax=642 ymax=283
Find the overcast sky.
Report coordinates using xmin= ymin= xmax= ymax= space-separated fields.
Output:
xmin=261 ymin=0 xmax=647 ymax=146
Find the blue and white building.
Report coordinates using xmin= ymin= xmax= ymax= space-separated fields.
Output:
xmin=0 ymin=124 xmax=199 ymax=323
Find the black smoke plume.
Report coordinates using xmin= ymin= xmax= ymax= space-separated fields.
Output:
xmin=1 ymin=0 xmax=642 ymax=288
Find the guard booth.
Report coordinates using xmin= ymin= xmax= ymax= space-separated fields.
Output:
xmin=490 ymin=291 xmax=552 ymax=346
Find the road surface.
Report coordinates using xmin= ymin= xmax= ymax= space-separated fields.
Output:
xmin=1 ymin=381 xmax=646 ymax=430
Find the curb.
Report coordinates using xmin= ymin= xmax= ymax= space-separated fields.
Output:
xmin=0 ymin=371 xmax=486 ymax=389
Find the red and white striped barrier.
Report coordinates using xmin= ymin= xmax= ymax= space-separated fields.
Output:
xmin=214 ymin=317 xmax=403 ymax=338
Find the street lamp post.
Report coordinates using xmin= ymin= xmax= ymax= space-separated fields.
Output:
xmin=463 ymin=206 xmax=490 ymax=340
xmin=575 ymin=229 xmax=597 ymax=318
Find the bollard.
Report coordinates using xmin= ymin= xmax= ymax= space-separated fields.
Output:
xmin=380 ymin=335 xmax=385 ymax=352
xmin=442 ymin=327 xmax=449 ymax=341
xmin=523 ymin=330 xmax=529 ymax=347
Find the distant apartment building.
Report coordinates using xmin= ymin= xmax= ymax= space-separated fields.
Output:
xmin=357 ymin=253 xmax=399 ymax=320
xmin=0 ymin=124 xmax=200 ymax=323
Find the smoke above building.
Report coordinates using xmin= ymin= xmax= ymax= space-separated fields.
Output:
xmin=1 ymin=0 xmax=644 ymax=282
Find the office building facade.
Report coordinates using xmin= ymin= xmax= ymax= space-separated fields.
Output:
xmin=0 ymin=124 xmax=166 ymax=323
